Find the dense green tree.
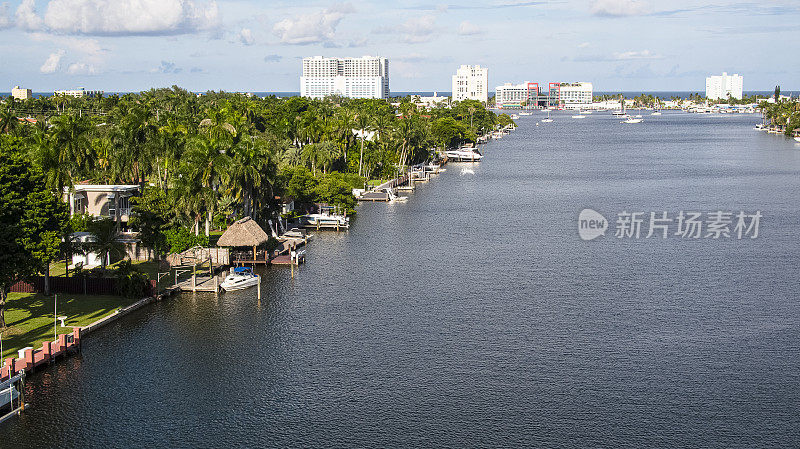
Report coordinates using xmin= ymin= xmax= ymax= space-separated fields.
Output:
xmin=130 ymin=187 xmax=174 ymax=259
xmin=0 ymin=148 xmax=69 ymax=326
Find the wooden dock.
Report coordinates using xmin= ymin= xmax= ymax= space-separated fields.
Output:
xmin=175 ymin=273 xmax=223 ymax=292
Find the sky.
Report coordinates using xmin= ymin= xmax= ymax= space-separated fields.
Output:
xmin=0 ymin=0 xmax=798 ymax=93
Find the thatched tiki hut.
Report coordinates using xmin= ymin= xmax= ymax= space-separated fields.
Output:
xmin=216 ymin=217 xmax=269 ymax=262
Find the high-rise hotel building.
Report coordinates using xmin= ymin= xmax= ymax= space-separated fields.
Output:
xmin=705 ymin=72 xmax=743 ymax=100
xmin=452 ymin=65 xmax=489 ymax=104
xmin=300 ymin=56 xmax=389 ymax=99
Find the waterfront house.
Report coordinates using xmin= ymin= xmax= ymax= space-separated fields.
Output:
xmin=66 ymin=184 xmax=139 ymax=227
xmin=65 ymin=184 xmax=151 ymax=261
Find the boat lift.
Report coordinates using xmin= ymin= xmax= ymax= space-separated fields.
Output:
xmin=0 ymin=372 xmax=26 ymax=424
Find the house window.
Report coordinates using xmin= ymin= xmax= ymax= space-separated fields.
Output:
xmin=107 ymin=197 xmax=116 ymax=218
xmin=119 ymin=196 xmax=130 ymax=215
xmin=73 ymin=195 xmax=86 ymax=214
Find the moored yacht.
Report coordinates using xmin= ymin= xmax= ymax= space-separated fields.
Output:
xmin=301 ymin=212 xmax=349 ymax=229
xmin=621 ymin=117 xmax=643 ymax=124
xmin=220 ymin=267 xmax=259 ymax=291
xmin=445 ymin=147 xmax=483 ymax=162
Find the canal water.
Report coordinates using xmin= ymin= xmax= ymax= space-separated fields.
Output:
xmin=3 ymin=112 xmax=800 ymax=447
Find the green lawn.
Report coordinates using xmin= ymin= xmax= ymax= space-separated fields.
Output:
xmin=48 ymin=260 xmax=161 ymax=280
xmin=1 ymin=292 xmax=138 ymax=360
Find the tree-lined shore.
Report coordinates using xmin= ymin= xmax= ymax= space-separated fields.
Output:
xmin=0 ymin=87 xmax=510 ymax=329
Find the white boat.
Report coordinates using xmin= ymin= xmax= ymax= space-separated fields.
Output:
xmin=572 ymin=114 xmax=586 ymax=119
xmin=580 ymin=110 xmax=593 ymax=114
xmin=220 ymin=267 xmax=259 ymax=291
xmin=518 ymin=111 xmax=532 ymax=116
xmin=621 ymin=118 xmax=643 ymax=124
xmin=302 ymin=212 xmax=349 ymax=229
xmin=541 ymin=110 xmax=553 ymax=122
xmin=612 ymin=110 xmax=626 ymax=117
xmin=651 ymin=110 xmax=662 ymax=116
xmin=754 ymin=124 xmax=765 ymax=130
xmin=445 ymin=147 xmax=483 ymax=162
xmin=283 ymin=228 xmax=307 ymax=239
xmin=510 ymin=114 xmax=520 ymax=120
xmin=635 ymin=114 xmax=642 ymax=118
xmin=795 ymin=137 xmax=800 ymax=142
xmin=1 ymin=375 xmax=21 ymax=410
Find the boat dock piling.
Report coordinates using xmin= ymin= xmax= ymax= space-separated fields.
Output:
xmin=1 ymin=328 xmax=81 ymax=384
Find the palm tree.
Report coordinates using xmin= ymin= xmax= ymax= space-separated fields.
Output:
xmin=315 ymin=141 xmax=341 ymax=174
xmin=395 ymin=117 xmax=415 ymax=169
xmin=87 ymin=218 xmax=125 ymax=269
xmin=50 ymin=113 xmax=93 ymax=185
xmin=355 ymin=114 xmax=371 ymax=177
xmin=28 ymin=127 xmax=71 ymax=194
xmin=225 ymin=137 xmax=269 ymax=217
xmin=0 ymin=107 xmax=18 ymax=135
xmin=301 ymin=143 xmax=320 ymax=175
xmin=184 ymin=135 xmax=231 ymax=236
xmin=109 ymin=105 xmax=156 ymax=184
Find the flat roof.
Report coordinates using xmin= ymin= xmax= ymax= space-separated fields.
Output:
xmin=70 ymin=184 xmax=140 ymax=192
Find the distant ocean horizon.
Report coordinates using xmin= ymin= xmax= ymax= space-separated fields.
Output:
xmin=0 ymin=90 xmax=791 ymax=100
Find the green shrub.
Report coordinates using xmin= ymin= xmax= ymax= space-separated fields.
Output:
xmin=164 ymin=227 xmax=209 ymax=254
xmin=114 ymin=260 xmax=150 ymax=298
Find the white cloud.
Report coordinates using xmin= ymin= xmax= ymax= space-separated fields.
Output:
xmin=0 ymin=3 xmax=11 ymax=30
xmin=16 ymin=0 xmax=43 ymax=30
xmin=67 ymin=62 xmax=97 ymax=74
xmin=152 ymin=60 xmax=182 ymax=74
xmin=29 ymin=32 xmax=104 ymax=59
xmin=458 ymin=20 xmax=483 ymax=36
xmin=40 ymin=49 xmax=65 ymax=73
xmin=578 ymin=41 xmax=590 ymax=48
xmin=375 ymin=15 xmax=437 ymax=44
xmin=238 ymin=28 xmax=254 ymax=45
xmin=38 ymin=0 xmax=219 ymax=36
xmin=614 ymin=49 xmax=661 ymax=59
xmin=590 ymin=0 xmax=650 ymax=17
xmin=272 ymin=4 xmax=354 ymax=45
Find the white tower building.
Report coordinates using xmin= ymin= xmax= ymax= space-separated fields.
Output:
xmin=452 ymin=65 xmax=488 ymax=104
xmin=300 ymin=56 xmax=389 ymax=99
xmin=705 ymin=73 xmax=743 ymax=100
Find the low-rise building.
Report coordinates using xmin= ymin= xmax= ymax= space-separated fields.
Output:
xmin=495 ymin=82 xmax=541 ymax=109
xmin=11 ymin=86 xmax=32 ymax=100
xmin=415 ymin=92 xmax=449 ymax=109
xmin=54 ymin=87 xmax=104 ymax=98
xmin=65 ymin=184 xmax=151 ymax=262
xmin=548 ymin=82 xmax=593 ymax=108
